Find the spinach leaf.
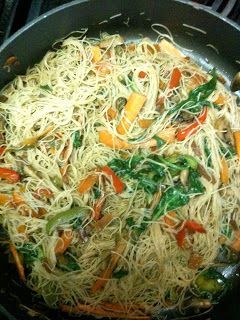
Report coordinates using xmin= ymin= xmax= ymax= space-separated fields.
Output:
xmin=72 ymin=217 xmax=82 ymax=229
xmin=188 ymin=170 xmax=205 ymax=194
xmin=93 ymin=186 xmax=101 ymax=199
xmin=57 ymin=254 xmax=80 ymax=272
xmin=167 ymin=69 xmax=217 ymax=115
xmin=152 ymin=186 xmax=189 ymax=221
xmin=126 ymin=217 xmax=135 ymax=227
xmin=40 ymin=84 xmax=52 ymax=93
xmin=19 ymin=243 xmax=43 ymax=267
xmin=152 ymin=135 xmax=165 ymax=148
xmin=113 ymin=269 xmax=128 ymax=279
xmin=220 ymin=144 xmax=236 ymax=159
xmin=72 ymin=131 xmax=82 ymax=148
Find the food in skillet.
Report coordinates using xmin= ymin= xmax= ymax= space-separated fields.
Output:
xmin=0 ymin=31 xmax=240 ymax=319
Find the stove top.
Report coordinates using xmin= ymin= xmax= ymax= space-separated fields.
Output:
xmin=0 ymin=0 xmax=239 ymax=46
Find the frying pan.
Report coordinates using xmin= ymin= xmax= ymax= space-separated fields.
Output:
xmin=0 ymin=0 xmax=240 ymax=319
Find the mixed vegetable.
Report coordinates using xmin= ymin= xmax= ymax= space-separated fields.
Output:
xmin=0 ymin=33 xmax=239 ymax=318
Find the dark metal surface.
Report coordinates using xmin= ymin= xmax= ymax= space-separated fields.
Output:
xmin=0 ymin=0 xmax=240 ymax=319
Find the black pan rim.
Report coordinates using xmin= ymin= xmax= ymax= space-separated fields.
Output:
xmin=0 ymin=0 xmax=240 ymax=55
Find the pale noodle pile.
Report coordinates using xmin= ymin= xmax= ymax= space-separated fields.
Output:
xmin=0 ymin=30 xmax=239 ymax=317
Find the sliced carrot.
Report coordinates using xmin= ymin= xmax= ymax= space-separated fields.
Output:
xmin=17 ymin=224 xmax=26 ymax=233
xmin=0 ymin=193 xmax=11 ymax=205
xmin=106 ymin=107 xmax=117 ymax=120
xmin=95 ymin=213 xmax=113 ymax=231
xmin=60 ymin=139 xmax=73 ymax=177
xmin=159 ymin=39 xmax=184 ymax=58
xmin=102 ymin=166 xmax=124 ymax=193
xmin=138 ymin=119 xmax=154 ymax=129
xmin=35 ymin=207 xmax=47 ymax=218
xmin=101 ymin=303 xmax=146 ymax=312
xmin=163 ymin=211 xmax=177 ymax=227
xmin=139 ymin=71 xmax=147 ymax=79
xmin=92 ymin=46 xmax=102 ymax=63
xmin=91 ymin=238 xmax=127 ymax=293
xmin=55 ymin=230 xmax=73 ymax=255
xmin=168 ymin=68 xmax=181 ymax=89
xmin=12 ymin=191 xmax=26 ymax=206
xmin=61 ymin=303 xmax=150 ymax=319
xmin=156 ymin=127 xmax=176 ymax=144
xmin=126 ymin=44 xmax=136 ymax=52
xmin=220 ymin=157 xmax=229 ymax=185
xmin=230 ymin=230 xmax=240 ymax=252
xmin=188 ymin=253 xmax=203 ymax=269
xmin=21 ymin=126 xmax=53 ymax=146
xmin=0 ymin=146 xmax=6 ymax=156
xmin=78 ymin=172 xmax=98 ymax=194
xmin=214 ymin=93 xmax=226 ymax=105
xmin=99 ymin=130 xmax=132 ymax=150
xmin=234 ymin=131 xmax=240 ymax=159
xmin=9 ymin=243 xmax=26 ymax=282
xmin=92 ymin=193 xmax=106 ymax=220
xmin=116 ymin=92 xmax=147 ymax=135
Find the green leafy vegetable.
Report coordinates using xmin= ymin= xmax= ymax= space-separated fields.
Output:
xmin=19 ymin=243 xmax=43 ymax=267
xmin=152 ymin=135 xmax=165 ymax=148
xmin=57 ymin=254 xmax=80 ymax=272
xmin=152 ymin=186 xmax=189 ymax=221
xmin=220 ymin=144 xmax=236 ymax=159
xmin=194 ymin=268 xmax=228 ymax=302
xmin=204 ymin=138 xmax=212 ymax=167
xmin=188 ymin=170 xmax=205 ymax=194
xmin=126 ymin=217 xmax=135 ymax=227
xmin=72 ymin=131 xmax=82 ymax=148
xmin=168 ymin=69 xmax=217 ymax=115
xmin=93 ymin=186 xmax=101 ymax=199
xmin=40 ymin=84 xmax=52 ymax=93
xmin=113 ymin=269 xmax=128 ymax=279
xmin=46 ymin=207 xmax=89 ymax=234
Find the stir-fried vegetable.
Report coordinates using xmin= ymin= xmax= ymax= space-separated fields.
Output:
xmin=102 ymin=166 xmax=124 ymax=193
xmin=177 ymin=107 xmax=208 ymax=141
xmin=176 ymin=220 xmax=206 ymax=248
xmin=78 ymin=172 xmax=98 ymax=194
xmin=55 ymin=230 xmax=73 ymax=255
xmin=57 ymin=254 xmax=80 ymax=272
xmin=117 ymin=92 xmax=146 ymax=135
xmin=91 ymin=238 xmax=127 ymax=293
xmin=194 ymin=268 xmax=228 ymax=302
xmin=18 ymin=242 xmax=43 ymax=267
xmin=152 ymin=186 xmax=189 ymax=221
xmin=0 ymin=193 xmax=11 ymax=205
xmin=233 ymin=131 xmax=240 ymax=159
xmin=220 ymin=158 xmax=229 ymax=184
xmin=169 ymin=67 xmax=182 ymax=89
xmin=46 ymin=207 xmax=88 ymax=234
xmin=9 ymin=243 xmax=26 ymax=282
xmin=21 ymin=126 xmax=53 ymax=147
xmin=72 ymin=131 xmax=83 ymax=148
xmin=168 ymin=69 xmax=217 ymax=115
xmin=91 ymin=46 xmax=102 ymax=63
xmin=0 ymin=168 xmax=20 ymax=183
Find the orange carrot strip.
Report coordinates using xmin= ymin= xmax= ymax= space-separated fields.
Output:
xmin=92 ymin=193 xmax=106 ymax=220
xmin=139 ymin=71 xmax=147 ymax=79
xmin=214 ymin=93 xmax=226 ymax=105
xmin=55 ymin=230 xmax=73 ymax=255
xmin=168 ymin=68 xmax=181 ymax=89
xmin=91 ymin=239 xmax=127 ymax=293
xmin=106 ymin=107 xmax=117 ymax=120
xmin=78 ymin=173 xmax=98 ymax=194
xmin=61 ymin=304 xmax=150 ymax=319
xmin=92 ymin=46 xmax=102 ymax=63
xmin=231 ymin=230 xmax=240 ymax=252
xmin=12 ymin=191 xmax=39 ymax=217
xmin=99 ymin=130 xmax=132 ymax=149
xmin=9 ymin=243 xmax=26 ymax=282
xmin=0 ymin=146 xmax=6 ymax=156
xmin=12 ymin=191 xmax=26 ymax=206
xmin=234 ymin=131 xmax=240 ymax=159
xmin=163 ymin=211 xmax=177 ymax=227
xmin=17 ymin=224 xmax=26 ymax=233
xmin=95 ymin=213 xmax=113 ymax=231
xmin=0 ymin=194 xmax=11 ymax=205
xmin=220 ymin=158 xmax=229 ymax=185
xmin=138 ymin=119 xmax=154 ymax=129
xmin=117 ymin=92 xmax=147 ymax=135
xmin=101 ymin=303 xmax=146 ymax=312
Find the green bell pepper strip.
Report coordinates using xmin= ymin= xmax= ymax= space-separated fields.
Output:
xmin=46 ymin=207 xmax=89 ymax=235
